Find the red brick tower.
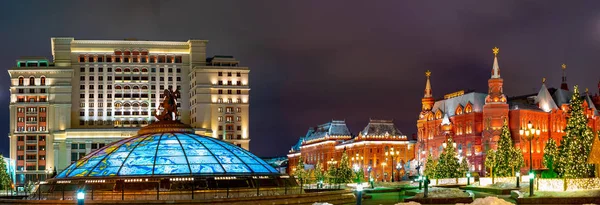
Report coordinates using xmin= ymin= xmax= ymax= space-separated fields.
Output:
xmin=482 ymin=47 xmax=509 ymax=151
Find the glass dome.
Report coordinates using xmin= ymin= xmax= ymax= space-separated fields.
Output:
xmin=57 ymin=132 xmax=278 ymax=178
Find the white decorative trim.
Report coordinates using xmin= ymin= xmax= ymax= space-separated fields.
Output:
xmin=72 ymin=40 xmax=195 ymax=46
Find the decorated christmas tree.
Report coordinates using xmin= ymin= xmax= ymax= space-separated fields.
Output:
xmin=542 ymin=138 xmax=559 ymax=178
xmin=556 ymin=85 xmax=595 ymax=178
xmin=436 ymin=137 xmax=461 ymax=178
xmin=495 ymin=121 xmax=524 ymax=177
xmin=423 ymin=154 xmax=437 ymax=178
xmin=314 ymin=159 xmax=325 ymax=183
xmin=459 ymin=157 xmax=469 ymax=176
xmin=327 ymin=164 xmax=337 ymax=184
xmin=0 ymin=155 xmax=10 ymax=191
xmin=485 ymin=149 xmax=497 ymax=178
xmin=294 ymin=156 xmax=308 ymax=183
xmin=337 ymin=149 xmax=354 ymax=183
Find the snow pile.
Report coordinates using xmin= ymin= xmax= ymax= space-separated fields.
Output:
xmin=312 ymin=203 xmax=333 ymax=205
xmin=395 ymin=202 xmax=422 ymax=205
xmin=414 ymin=188 xmax=469 ymax=198
xmin=457 ymin=197 xmax=514 ymax=205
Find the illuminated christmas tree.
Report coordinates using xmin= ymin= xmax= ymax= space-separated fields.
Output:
xmin=485 ymin=149 xmax=497 ymax=178
xmin=0 ymin=156 xmax=10 ymax=192
xmin=436 ymin=137 xmax=461 ymax=178
xmin=495 ymin=121 xmax=524 ymax=177
xmin=459 ymin=157 xmax=469 ymax=176
xmin=542 ymin=138 xmax=559 ymax=178
xmin=337 ymin=149 xmax=354 ymax=183
xmin=314 ymin=159 xmax=325 ymax=182
xmin=556 ymin=85 xmax=595 ymax=178
xmin=423 ymin=154 xmax=437 ymax=178
xmin=294 ymin=156 xmax=308 ymax=183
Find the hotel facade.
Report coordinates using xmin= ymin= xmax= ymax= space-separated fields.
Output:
xmin=417 ymin=48 xmax=600 ymax=176
xmin=8 ymin=38 xmax=250 ymax=186
xmin=287 ymin=119 xmax=416 ymax=182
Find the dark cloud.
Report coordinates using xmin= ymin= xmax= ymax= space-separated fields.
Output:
xmin=1 ymin=0 xmax=599 ymax=157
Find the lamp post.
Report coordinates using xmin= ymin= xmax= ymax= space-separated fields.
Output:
xmin=519 ymin=121 xmax=540 ymax=197
xmin=44 ymin=168 xmax=53 ymax=181
xmin=385 ymin=148 xmax=400 ymax=182
xmin=516 ymin=172 xmax=520 ymax=188
xmin=380 ymin=162 xmax=387 ymax=182
xmin=467 ymin=172 xmax=471 ymax=186
xmin=76 ymin=191 xmax=85 ymax=205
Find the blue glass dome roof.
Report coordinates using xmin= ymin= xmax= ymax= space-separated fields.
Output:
xmin=56 ymin=132 xmax=278 ymax=178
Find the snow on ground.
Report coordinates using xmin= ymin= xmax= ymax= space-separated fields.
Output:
xmin=413 ymin=188 xmax=470 ymax=198
xmin=395 ymin=196 xmax=515 ymax=205
xmin=312 ymin=203 xmax=333 ymax=205
xmin=523 ymin=189 xmax=600 ymax=198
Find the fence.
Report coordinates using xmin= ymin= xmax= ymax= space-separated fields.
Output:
xmin=478 ymin=176 xmax=529 ymax=187
xmin=537 ymin=178 xmax=600 ymax=191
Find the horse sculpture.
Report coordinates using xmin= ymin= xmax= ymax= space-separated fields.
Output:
xmin=155 ymin=88 xmax=180 ymax=121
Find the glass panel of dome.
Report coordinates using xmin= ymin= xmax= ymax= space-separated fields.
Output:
xmin=154 ymin=164 xmax=190 ymax=174
xmin=184 ymin=148 xmax=211 ymax=156
xmin=190 ymin=164 xmax=224 ymax=173
xmin=67 ymin=168 xmax=90 ymax=177
xmin=199 ymin=142 xmax=224 ymax=149
xmin=156 ymin=149 xmax=184 ymax=156
xmin=124 ymin=156 xmax=155 ymax=166
xmin=119 ymin=165 xmax=154 ymax=176
xmin=186 ymin=156 xmax=218 ymax=163
xmin=216 ymin=155 xmax=242 ymax=164
xmin=57 ymin=163 xmax=77 ymax=178
xmin=79 ymin=159 xmax=102 ymax=169
xmin=210 ymin=149 xmax=234 ymax=156
xmin=89 ymin=166 xmax=120 ymax=177
xmin=128 ymin=149 xmax=157 ymax=157
xmin=247 ymin=164 xmax=271 ymax=173
xmin=155 ymin=156 xmax=188 ymax=165
xmin=221 ymin=164 xmax=251 ymax=173
xmin=180 ymin=142 xmax=207 ymax=151
xmin=238 ymin=156 xmax=260 ymax=164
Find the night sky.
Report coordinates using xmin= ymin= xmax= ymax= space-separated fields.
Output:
xmin=1 ymin=1 xmax=600 ymax=157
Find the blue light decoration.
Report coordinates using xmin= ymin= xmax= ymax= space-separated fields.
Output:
xmin=56 ymin=133 xmax=278 ymax=178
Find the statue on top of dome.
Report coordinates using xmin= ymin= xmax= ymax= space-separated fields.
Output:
xmin=155 ymin=88 xmax=180 ymax=121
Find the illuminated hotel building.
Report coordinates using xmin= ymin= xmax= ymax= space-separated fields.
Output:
xmin=8 ymin=38 xmax=250 ymax=186
xmin=287 ymin=120 xmax=416 ymax=182
xmin=416 ymin=48 xmax=600 ymax=176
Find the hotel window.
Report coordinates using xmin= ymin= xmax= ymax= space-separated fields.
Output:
xmin=236 ymin=116 xmax=241 ymax=122
xmin=89 ymin=85 xmax=94 ymax=89
xmin=218 ymin=72 xmax=223 ymax=76
xmin=168 ymin=68 xmax=173 ymax=73
xmin=177 ymin=77 xmax=181 ymax=81
xmin=226 ymin=116 xmax=233 ymax=122
xmin=88 ymin=56 xmax=94 ymax=62
xmin=80 ymin=68 xmax=85 ymax=72
xmin=226 ymin=107 xmax=233 ymax=113
xmin=90 ymin=67 xmax=94 ymax=72
xmin=18 ymin=77 xmax=24 ymax=86
xmin=98 ymin=85 xmax=103 ymax=89
xmin=237 ymin=126 xmax=241 ymax=131
xmin=176 ymin=68 xmax=181 ymax=73
xmin=236 ymin=90 xmax=241 ymax=94
xmin=108 ymin=67 xmax=112 ymax=72
xmin=80 ymin=103 xmax=85 ymax=107
xmin=40 ymin=77 xmax=46 ymax=85
xmin=218 ymin=117 xmax=223 ymax=122
xmin=175 ymin=57 xmax=182 ymax=63
xmin=107 ymin=57 xmax=112 ymax=63
xmin=168 ymin=77 xmax=172 ymax=81
xmin=97 ymin=56 xmax=104 ymax=62
xmin=218 ymin=80 xmax=223 ymax=85
xmin=218 ymin=126 xmax=223 ymax=131
xmin=29 ymin=77 xmax=35 ymax=85
xmin=218 ymin=90 xmax=223 ymax=94
xmin=227 ymin=81 xmax=232 ymax=85
xmin=99 ymin=76 xmax=103 ymax=81
xmin=40 ymin=89 xmax=46 ymax=93
xmin=227 ymin=72 xmax=232 ymax=77
xmin=18 ymin=89 xmax=24 ymax=94
xmin=217 ymin=98 xmax=223 ymax=103
xmin=98 ymin=67 xmax=103 ymax=72
xmin=227 ymin=90 xmax=232 ymax=94
xmin=89 ymin=94 xmax=94 ymax=98
xmin=218 ymin=107 xmax=223 ymax=112
xmin=236 ymin=72 xmax=241 ymax=77
xmin=89 ymin=103 xmax=94 ymax=107
xmin=115 ymin=56 xmax=121 ymax=63
xmin=227 ymin=98 xmax=233 ymax=103
xmin=167 ymin=57 xmax=173 ymax=63
xmin=79 ymin=56 xmax=85 ymax=62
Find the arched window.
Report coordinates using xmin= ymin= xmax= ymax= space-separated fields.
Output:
xmin=465 ymin=102 xmax=473 ymax=113
xmin=456 ymin=105 xmax=463 ymax=115
xmin=115 ymin=68 xmax=122 ymax=72
xmin=115 ymin=103 xmax=121 ymax=108
xmin=124 ymin=86 xmax=131 ymax=90
xmin=18 ymin=77 xmax=24 ymax=86
xmin=435 ymin=110 xmax=443 ymax=119
xmin=133 ymin=68 xmax=140 ymax=72
xmin=123 ymin=103 xmax=131 ymax=108
xmin=40 ymin=76 xmax=46 ymax=86
xmin=133 ymin=85 xmax=140 ymax=90
xmin=141 ymin=68 xmax=148 ymax=72
xmin=29 ymin=77 xmax=35 ymax=86
xmin=141 ymin=86 xmax=148 ymax=89
xmin=124 ymin=68 xmax=131 ymax=72
xmin=132 ymin=103 xmax=139 ymax=108
xmin=115 ymin=85 xmax=122 ymax=89
xmin=141 ymin=103 xmax=149 ymax=107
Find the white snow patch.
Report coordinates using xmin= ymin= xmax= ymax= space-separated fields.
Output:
xmin=395 ymin=202 xmax=422 ymax=205
xmin=457 ymin=197 xmax=514 ymax=205
xmin=312 ymin=203 xmax=333 ymax=205
xmin=413 ymin=188 xmax=469 ymax=198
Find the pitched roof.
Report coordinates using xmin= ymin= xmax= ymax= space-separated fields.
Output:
xmin=552 ymin=88 xmax=573 ymax=107
xmin=535 ymin=83 xmax=559 ymax=112
xmin=360 ymin=119 xmax=404 ymax=136
xmin=585 ymin=94 xmax=599 ymax=115
xmin=432 ymin=92 xmax=487 ymax=117
xmin=303 ymin=120 xmax=351 ymax=142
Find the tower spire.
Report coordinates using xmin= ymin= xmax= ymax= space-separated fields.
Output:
xmin=424 ymin=70 xmax=432 ymax=98
xmin=491 ymin=47 xmax=501 ymax=78
xmin=421 ymin=70 xmax=435 ymax=113
xmin=560 ymin=64 xmax=569 ymax=91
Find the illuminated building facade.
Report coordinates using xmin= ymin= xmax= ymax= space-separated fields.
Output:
xmin=417 ymin=48 xmax=600 ymax=176
xmin=287 ymin=120 xmax=416 ymax=182
xmin=8 ymin=38 xmax=250 ymax=186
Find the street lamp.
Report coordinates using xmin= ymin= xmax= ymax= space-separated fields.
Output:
xmin=77 ymin=191 xmax=85 ymax=205
xmin=516 ymin=172 xmax=520 ymax=188
xmin=385 ymin=148 xmax=400 ymax=182
xmin=44 ymin=168 xmax=53 ymax=181
xmin=466 ymin=172 xmax=471 ymax=185
xmin=519 ymin=121 xmax=540 ymax=197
